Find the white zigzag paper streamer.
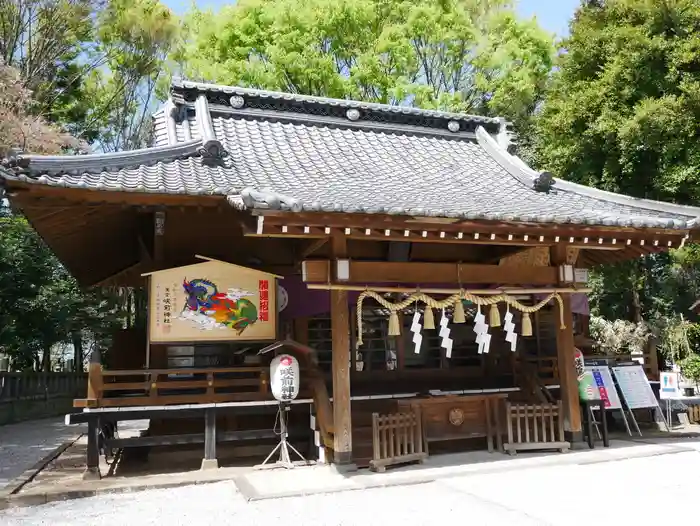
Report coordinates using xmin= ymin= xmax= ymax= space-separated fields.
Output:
xmin=504 ymin=309 xmax=518 ymax=352
xmin=473 ymin=306 xmax=490 ymax=354
xmin=411 ymin=311 xmax=423 ymax=354
xmin=439 ymin=310 xmax=453 ymax=358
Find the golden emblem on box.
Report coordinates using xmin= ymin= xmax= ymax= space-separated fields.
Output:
xmin=448 ymin=407 xmax=464 ymax=426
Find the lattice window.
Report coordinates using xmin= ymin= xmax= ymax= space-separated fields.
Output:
xmin=307 ymin=315 xmax=333 ymax=373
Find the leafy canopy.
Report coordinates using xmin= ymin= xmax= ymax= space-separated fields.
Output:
xmin=172 ymin=0 xmax=555 ymax=126
xmin=534 ymin=0 xmax=700 ymax=204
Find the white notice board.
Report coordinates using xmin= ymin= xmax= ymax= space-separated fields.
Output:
xmin=584 ymin=365 xmax=622 ymax=410
xmin=611 ymin=365 xmax=658 ymax=410
xmin=659 ymin=371 xmax=680 ymax=400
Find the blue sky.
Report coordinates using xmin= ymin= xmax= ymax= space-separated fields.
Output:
xmin=164 ymin=0 xmax=581 ymax=37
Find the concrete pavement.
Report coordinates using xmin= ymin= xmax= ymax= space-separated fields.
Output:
xmin=2 ymin=443 xmax=699 ymax=525
xmin=0 ymin=417 xmax=85 ymax=488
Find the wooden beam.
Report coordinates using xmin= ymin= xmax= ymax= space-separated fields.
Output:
xmin=255 ymin=210 xmax=691 ymax=240
xmin=248 ymin=224 xmax=685 ymax=251
xmin=302 ymin=260 xmax=560 ymax=286
xmin=307 ymin=283 xmax=591 ymax=294
xmin=300 ymin=237 xmax=329 ymax=259
xmin=154 ymin=211 xmax=166 ymax=266
xmin=330 ymin=233 xmax=353 ymax=464
xmin=550 ymin=246 xmax=582 ymax=440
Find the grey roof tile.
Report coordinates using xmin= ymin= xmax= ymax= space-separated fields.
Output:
xmin=3 ymin=81 xmax=700 ymax=231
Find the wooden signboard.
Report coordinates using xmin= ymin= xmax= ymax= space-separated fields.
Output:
xmin=145 ymin=257 xmax=280 ymax=343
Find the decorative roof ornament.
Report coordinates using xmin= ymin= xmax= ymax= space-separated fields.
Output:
xmin=447 ymin=120 xmax=460 ymax=133
xmin=196 ymin=94 xmax=228 ymax=165
xmin=198 ymin=140 xmax=228 ymax=164
xmin=230 ymin=95 xmax=245 ymax=109
xmin=346 ymin=108 xmax=360 ymax=121
xmin=532 ymin=171 xmax=555 ymax=193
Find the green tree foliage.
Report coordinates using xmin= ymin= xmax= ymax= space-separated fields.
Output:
xmin=0 ymin=1 xmax=174 ymax=369
xmin=0 ymin=60 xmax=79 ymax=156
xmin=0 ymin=208 xmax=123 ymax=371
xmin=172 ymin=0 xmax=554 ymax=129
xmin=0 ymin=0 xmax=178 ymax=150
xmin=533 ymin=0 xmax=700 ymax=332
xmin=535 ymin=0 xmax=700 ymax=202
xmin=84 ymin=0 xmax=178 ymax=150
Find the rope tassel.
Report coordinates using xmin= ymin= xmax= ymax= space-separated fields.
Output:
xmin=521 ymin=312 xmax=533 ymax=337
xmin=354 ymin=290 xmax=564 ymax=348
xmin=388 ymin=311 xmax=401 ymax=336
xmin=453 ymin=298 xmax=466 ymax=323
xmin=489 ymin=304 xmax=501 ymax=327
xmin=423 ymin=307 xmax=435 ymax=330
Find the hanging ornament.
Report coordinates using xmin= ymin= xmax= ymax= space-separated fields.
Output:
xmin=388 ymin=311 xmax=401 ymax=336
xmin=489 ymin=304 xmax=501 ymax=327
xmin=410 ymin=311 xmax=423 ymax=354
xmin=503 ymin=306 xmax=518 ymax=352
xmin=439 ymin=309 xmax=453 ymax=358
xmin=423 ymin=306 xmax=435 ymax=330
xmin=521 ymin=312 xmax=533 ymax=337
xmin=453 ymin=298 xmax=466 ymax=323
xmin=482 ymin=332 xmax=492 ymax=354
xmin=473 ymin=305 xmax=489 ymax=354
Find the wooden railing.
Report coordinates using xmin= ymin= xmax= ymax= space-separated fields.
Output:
xmin=503 ymin=401 xmax=569 ymax=455
xmin=370 ymin=410 xmax=428 ymax=472
xmin=76 ymin=366 xmax=270 ymax=408
xmin=0 ymin=372 xmax=87 ymax=402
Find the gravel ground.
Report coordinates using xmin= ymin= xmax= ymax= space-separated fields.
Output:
xmin=2 ymin=448 xmax=699 ymax=526
xmin=0 ymin=418 xmax=85 ymax=488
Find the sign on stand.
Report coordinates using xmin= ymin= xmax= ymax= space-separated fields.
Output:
xmin=611 ymin=365 xmax=669 ymax=433
xmin=584 ymin=364 xmax=633 ymax=436
xmin=612 ymin=365 xmax=658 ymax=409
xmin=659 ymin=372 xmax=680 ymax=400
xmin=659 ymin=371 xmax=680 ymax=427
xmin=584 ymin=365 xmax=622 ymax=409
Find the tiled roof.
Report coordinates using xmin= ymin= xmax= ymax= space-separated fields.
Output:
xmin=2 ymin=80 xmax=700 ymax=230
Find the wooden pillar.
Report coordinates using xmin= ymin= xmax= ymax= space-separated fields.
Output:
xmin=331 ymin=233 xmax=353 ymax=465
xmin=294 ymin=317 xmax=309 ymax=345
xmin=86 ymin=348 xmax=103 ymax=402
xmin=201 ymin=408 xmax=219 ymax=470
xmin=83 ymin=417 xmax=101 ymax=480
xmin=146 ymin=211 xmax=166 ymax=369
xmin=550 ymin=246 xmax=582 ymax=440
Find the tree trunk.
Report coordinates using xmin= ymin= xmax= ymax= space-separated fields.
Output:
xmin=631 ymin=287 xmax=642 ymax=323
xmin=72 ymin=331 xmax=83 ymax=372
xmin=42 ymin=344 xmax=51 ymax=372
xmin=134 ymin=286 xmax=147 ymax=328
xmin=126 ymin=288 xmax=133 ymax=329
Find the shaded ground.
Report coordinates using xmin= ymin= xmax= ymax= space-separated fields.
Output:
xmin=0 ymin=418 xmax=85 ymax=488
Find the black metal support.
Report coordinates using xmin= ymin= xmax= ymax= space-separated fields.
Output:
xmin=581 ymin=400 xmax=609 ymax=449
xmin=201 ymin=407 xmax=218 ymax=470
xmin=83 ymin=417 xmax=102 ymax=480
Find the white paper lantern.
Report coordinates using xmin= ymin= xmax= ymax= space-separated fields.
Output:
xmin=270 ymin=354 xmax=300 ymax=402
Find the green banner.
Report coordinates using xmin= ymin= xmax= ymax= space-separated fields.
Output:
xmin=575 ymin=348 xmax=600 ymax=401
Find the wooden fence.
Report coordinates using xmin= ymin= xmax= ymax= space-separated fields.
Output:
xmin=687 ymin=405 xmax=700 ymax=424
xmin=503 ymin=401 xmax=570 ymax=455
xmin=370 ymin=410 xmax=428 ymax=472
xmin=0 ymin=372 xmax=87 ymax=402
